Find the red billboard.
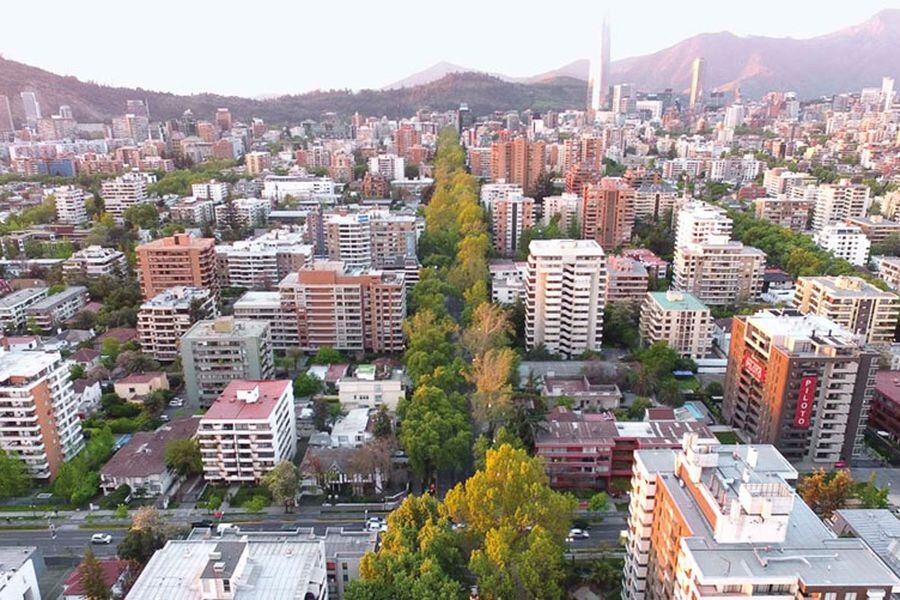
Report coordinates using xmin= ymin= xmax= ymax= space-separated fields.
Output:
xmin=742 ymin=353 xmax=766 ymax=383
xmin=793 ymin=376 xmax=817 ymax=429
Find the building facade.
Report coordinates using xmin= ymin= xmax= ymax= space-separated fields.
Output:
xmin=639 ymin=291 xmax=712 ymax=359
xmin=793 ymin=276 xmax=899 ymax=346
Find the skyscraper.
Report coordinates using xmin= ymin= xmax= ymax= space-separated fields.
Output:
xmin=689 ymin=57 xmax=705 ymax=110
xmin=882 ymin=76 xmax=895 ymax=112
xmin=588 ymin=16 xmax=611 ymax=112
xmin=20 ymin=91 xmax=41 ymax=126
xmin=0 ymin=95 xmax=13 ymax=133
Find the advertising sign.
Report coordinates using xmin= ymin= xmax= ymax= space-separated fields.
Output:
xmin=793 ymin=376 xmax=817 ymax=429
xmin=742 ymin=353 xmax=766 ymax=383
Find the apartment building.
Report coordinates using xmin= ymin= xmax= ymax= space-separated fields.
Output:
xmin=48 ymin=185 xmax=87 ymax=225
xmin=169 ymin=196 xmax=216 ymax=225
xmin=480 ymin=182 xmax=524 ymax=210
xmin=674 ymin=201 xmax=732 ymax=247
xmin=753 ymin=195 xmax=811 ymax=232
xmin=845 ymin=215 xmax=900 ymax=245
xmin=24 ymin=286 xmax=88 ymax=332
xmin=491 ymin=192 xmax=535 ymax=257
xmin=62 ymin=246 xmax=127 ymax=281
xmin=622 ymin=437 xmax=899 ymax=600
xmin=489 ymin=261 xmax=528 ymax=305
xmin=278 ymin=261 xmax=406 ymax=353
xmin=525 ymin=239 xmax=606 ymax=358
xmin=0 ymin=349 xmax=84 ymax=480
xmin=216 ymin=234 xmax=312 ymax=289
xmin=197 ymin=379 xmax=296 ymax=484
xmin=0 ymin=287 xmax=48 ymax=332
xmin=368 ymin=154 xmax=405 ymax=180
xmin=724 ymin=309 xmax=878 ymax=463
xmin=137 ymin=287 xmax=217 ymax=362
xmin=633 ymin=183 xmax=677 ymax=221
xmin=622 ymin=248 xmax=668 ymax=280
xmin=541 ymin=193 xmax=582 ymax=230
xmin=322 ymin=211 xmax=418 ymax=270
xmin=813 ymin=224 xmax=870 ymax=266
xmin=181 ymin=318 xmax=275 ymax=405
xmin=490 ymin=138 xmax=546 ymax=195
xmin=794 ymin=276 xmax=899 ymax=345
xmin=101 ymin=173 xmax=148 ymax=222
xmin=606 ymin=256 xmax=649 ymax=303
xmin=762 ymin=167 xmax=816 ymax=197
xmin=214 ymin=197 xmax=271 ymax=229
xmin=191 ymin=180 xmax=228 ymax=202
xmin=135 ymin=233 xmax=218 ymax=299
xmin=812 ymin=181 xmax=871 ymax=232
xmin=245 ymin=151 xmax=272 ymax=175
xmin=877 ymin=256 xmax=900 ymax=290
xmin=672 ymin=237 xmax=766 ymax=305
xmin=232 ymin=291 xmax=299 ymax=352
xmin=639 ymin=291 xmax=712 ymax=359
xmin=707 ymin=155 xmax=763 ymax=184
xmin=581 ymin=178 xmax=635 ymax=250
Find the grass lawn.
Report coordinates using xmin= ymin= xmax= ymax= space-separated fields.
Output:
xmin=714 ymin=430 xmax=741 ymax=444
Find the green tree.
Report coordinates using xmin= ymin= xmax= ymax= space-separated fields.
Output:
xmin=123 ymin=203 xmax=160 ymax=229
xmin=857 ymin=472 xmax=889 ymax=509
xmin=115 ymin=504 xmax=129 ymax=519
xmin=164 ymin=439 xmax=202 ymax=477
xmin=78 ymin=548 xmax=111 ymax=600
xmin=0 ymin=450 xmax=30 ymax=498
xmin=588 ymin=491 xmax=610 ymax=512
xmin=310 ymin=346 xmax=343 ymax=365
xmin=469 ymin=525 xmax=567 ymax=600
xmin=117 ymin=526 xmax=166 ymax=566
xmin=628 ymin=397 xmax=652 ymax=421
xmin=293 ymin=372 xmax=322 ymax=398
xmin=261 ymin=460 xmax=299 ymax=512
xmin=398 ymin=386 xmax=471 ymax=483
xmin=243 ymin=495 xmax=268 ymax=513
xmin=604 ymin=302 xmax=640 ymax=350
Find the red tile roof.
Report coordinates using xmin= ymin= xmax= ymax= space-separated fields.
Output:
xmin=63 ymin=558 xmax=129 ymax=596
xmin=203 ymin=380 xmax=291 ymax=421
xmin=101 ymin=417 xmax=200 ymax=478
xmin=117 ymin=371 xmax=167 ymax=385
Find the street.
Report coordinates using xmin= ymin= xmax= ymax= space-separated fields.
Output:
xmin=0 ymin=528 xmax=126 ymax=559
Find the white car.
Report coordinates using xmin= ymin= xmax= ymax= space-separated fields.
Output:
xmin=366 ymin=517 xmax=387 ymax=532
xmin=566 ymin=528 xmax=589 ymax=542
xmin=91 ymin=533 xmax=112 ymax=544
xmin=168 ymin=399 xmax=184 ymax=408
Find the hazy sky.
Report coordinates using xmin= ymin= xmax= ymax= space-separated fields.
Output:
xmin=1 ymin=0 xmax=894 ymax=97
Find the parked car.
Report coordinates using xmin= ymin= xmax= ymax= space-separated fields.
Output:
xmin=366 ymin=517 xmax=387 ymax=532
xmin=91 ymin=533 xmax=112 ymax=544
xmin=566 ymin=528 xmax=589 ymax=542
xmin=168 ymin=399 xmax=184 ymax=408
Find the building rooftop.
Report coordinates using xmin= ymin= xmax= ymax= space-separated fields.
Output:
xmin=648 ymin=290 xmax=708 ymax=312
xmin=233 ymin=291 xmax=281 ymax=308
xmin=798 ymin=275 xmax=896 ymax=299
xmin=141 ymin=286 xmax=211 ymax=309
xmin=529 ymin=238 xmax=604 ymax=257
xmin=535 ymin=407 xmax=712 ymax=446
xmin=0 ymin=349 xmax=60 ymax=381
xmin=137 ymin=233 xmax=215 ymax=252
xmin=0 ymin=286 xmax=46 ymax=308
xmin=116 ymin=371 xmax=167 ymax=385
xmin=203 ymin=380 xmax=290 ymax=421
xmin=182 ymin=317 xmax=269 ymax=340
xmin=607 ymin=255 xmax=648 ymax=277
xmin=27 ymin=286 xmax=86 ymax=310
xmin=832 ymin=509 xmax=900 ymax=578
xmin=744 ymin=308 xmax=858 ymax=347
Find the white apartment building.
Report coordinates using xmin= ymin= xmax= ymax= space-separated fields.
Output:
xmin=170 ymin=196 xmax=216 ymax=225
xmin=0 ymin=547 xmax=42 ymax=600
xmin=337 ymin=369 xmax=406 ymax=412
xmin=0 ymin=349 xmax=83 ymax=480
xmin=793 ymin=275 xmax=899 ymax=345
xmin=813 ymin=223 xmax=870 ymax=266
xmin=525 ymin=239 xmax=606 ymax=358
xmin=216 ymin=235 xmax=312 ymax=289
xmin=707 ymin=155 xmax=762 ymax=184
xmin=323 ymin=213 xmax=372 ymax=270
xmin=191 ymin=180 xmax=229 ymax=202
xmin=877 ymin=256 xmax=900 ymax=290
xmin=480 ymin=181 xmax=524 ymax=210
xmin=812 ymin=180 xmax=871 ymax=232
xmin=24 ymin=286 xmax=88 ymax=332
xmin=368 ymin=154 xmax=405 ymax=180
xmin=762 ymin=168 xmax=816 ymax=197
xmin=674 ymin=201 xmax=732 ymax=247
xmin=673 ymin=236 xmax=766 ymax=306
xmin=214 ymin=197 xmax=271 ymax=229
xmin=542 ymin=193 xmax=582 ymax=230
xmin=633 ymin=183 xmax=677 ymax=221
xmin=62 ymin=245 xmax=127 ymax=281
xmin=138 ymin=286 xmax=217 ymax=362
xmin=232 ymin=291 xmax=298 ymax=352
xmin=101 ymin=173 xmax=149 ymax=222
xmin=262 ymin=175 xmax=336 ymax=203
xmin=47 ymin=185 xmax=87 ymax=225
xmin=0 ymin=287 xmax=49 ymax=332
xmin=197 ymin=380 xmax=296 ymax=484
xmin=639 ymin=291 xmax=712 ymax=359
xmin=753 ymin=195 xmax=811 ymax=232
xmin=490 ymin=261 xmax=527 ymax=305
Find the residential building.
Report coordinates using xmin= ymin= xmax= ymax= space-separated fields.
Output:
xmin=480 ymin=182 xmax=524 ymax=210
xmin=753 ymin=195 xmax=810 ymax=232
xmin=674 ymin=201 xmax=732 ymax=247
xmin=62 ymin=246 xmax=127 ymax=281
xmin=580 ymin=178 xmax=635 ymax=250
xmin=877 ymin=256 xmax=900 ymax=290
xmin=322 ymin=213 xmax=372 ymax=270
xmin=622 ymin=437 xmax=899 ymax=600
xmin=63 ymin=558 xmax=130 ymax=600
xmin=845 ymin=215 xmax=900 ymax=245
xmin=621 ymin=248 xmax=668 ymax=280
xmin=831 ymin=509 xmax=900 ymax=582
xmin=762 ymin=168 xmax=816 ymax=197
xmin=216 ymin=234 xmax=312 ymax=289
xmin=542 ymin=378 xmax=622 ymax=412
xmin=24 ymin=286 xmax=88 ymax=332
xmin=813 ymin=224 xmax=870 ymax=266
xmin=490 ymin=138 xmax=546 ymax=195
xmin=0 ymin=547 xmax=42 ymax=600
xmin=138 ymin=286 xmax=217 ymax=361
xmin=0 ymin=287 xmax=48 ymax=332
xmin=126 ymin=538 xmax=327 ymax=599
xmin=489 ymin=261 xmax=527 ymax=305
xmin=707 ymin=155 xmax=762 ymax=184
xmin=101 ymin=174 xmax=148 ymax=222
xmin=198 ymin=380 xmax=296 ymax=483
xmin=114 ymin=372 xmax=170 ymax=402
xmin=214 ymin=197 xmax=271 ymax=229
xmin=48 ymin=185 xmax=88 ymax=225
xmin=181 ymin=318 xmax=274 ymax=405
xmin=330 ymin=408 xmax=374 ymax=448
xmin=191 ymin=180 xmax=229 ymax=202
xmin=793 ymin=276 xmax=899 ymax=345
xmin=542 ymin=193 xmax=582 ymax=230
xmin=245 ymin=150 xmax=272 ymax=175
xmin=672 ymin=237 xmax=766 ymax=305
xmin=633 ymin=183 xmax=677 ymax=221
xmin=322 ymin=211 xmax=418 ymax=270
xmin=278 ymin=262 xmax=406 ymax=353
xmin=135 ymin=233 xmax=218 ymax=299
xmin=0 ymin=94 xmax=14 ymax=132
xmin=525 ymin=239 xmax=606 ymax=358
xmin=491 ymin=192 xmax=535 ymax=257
xmin=262 ymin=174 xmax=336 ymax=203
xmin=606 ymin=256 xmax=649 ymax=303
xmin=336 ymin=364 xmax=406 ymax=412
xmin=639 ymin=291 xmax=712 ymax=359
xmin=100 ymin=416 xmax=200 ymax=495
xmin=868 ymin=371 xmax=900 ymax=443
xmin=232 ymin=290 xmax=298 ymax=352
xmin=0 ymin=349 xmax=83 ymax=479
xmin=169 ymin=196 xmax=216 ymax=225
xmin=535 ymin=407 xmax=712 ymax=490
xmin=812 ymin=181 xmax=871 ymax=232
xmin=368 ymin=154 xmax=405 ymax=180
xmin=724 ymin=308 xmax=878 ymax=463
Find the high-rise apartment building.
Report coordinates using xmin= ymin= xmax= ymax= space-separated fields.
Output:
xmin=724 ymin=309 xmax=878 ymax=463
xmin=491 ymin=193 xmax=535 ymax=257
xmin=245 ymin=151 xmax=272 ymax=176
xmin=753 ymin=195 xmax=810 ymax=232
xmin=214 ymin=108 xmax=232 ymax=132
xmin=47 ymin=186 xmax=88 ymax=225
xmin=367 ymin=154 xmax=405 ymax=181
xmin=542 ymin=193 xmax=582 ymax=231
xmin=633 ymin=183 xmax=677 ymax=221
xmin=137 ymin=287 xmax=217 ymax=362
xmin=62 ymin=246 xmax=128 ymax=282
xmin=580 ymin=178 xmax=635 ymax=250
xmin=674 ymin=201 xmax=732 ymax=247
xmin=101 ymin=174 xmax=148 ymax=222
xmin=322 ymin=211 xmax=418 ymax=270
xmin=181 ymin=317 xmax=275 ymax=405
xmin=198 ymin=380 xmax=296 ymax=484
xmin=0 ymin=349 xmax=83 ymax=480
xmin=136 ymin=233 xmax=218 ymax=299
xmin=812 ymin=224 xmax=870 ymax=266
xmin=812 ymin=180 xmax=871 ymax=232
xmin=623 ymin=437 xmax=899 ymax=600
xmin=845 ymin=215 xmax=900 ymax=245
xmin=606 ymin=256 xmax=649 ymax=303
xmin=639 ymin=290 xmax=712 ymax=359
xmin=490 ymin=138 xmax=546 ymax=195
xmin=278 ymin=261 xmax=406 ymax=353
xmin=216 ymin=233 xmax=312 ymax=290
xmin=525 ymin=239 xmax=606 ymax=358
xmin=672 ymin=237 xmax=766 ymax=306
xmin=793 ymin=276 xmax=899 ymax=346
xmin=762 ymin=168 xmax=817 ymax=198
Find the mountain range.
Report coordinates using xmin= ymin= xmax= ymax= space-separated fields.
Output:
xmin=0 ymin=10 xmax=897 ymax=124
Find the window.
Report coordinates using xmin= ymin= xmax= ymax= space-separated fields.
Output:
xmin=844 ymin=594 xmax=857 ymax=600
xmin=223 ymin=579 xmax=231 ymax=593
xmin=824 ymin=593 xmax=836 ymax=600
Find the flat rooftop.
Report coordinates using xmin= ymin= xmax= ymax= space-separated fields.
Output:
xmin=648 ymin=290 xmax=708 ymax=311
xmin=203 ymin=380 xmax=290 ymax=421
xmin=798 ymin=275 xmax=897 ymax=299
xmin=0 ymin=287 xmax=46 ymax=308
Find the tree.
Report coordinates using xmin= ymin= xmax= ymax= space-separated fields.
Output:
xmin=628 ymin=398 xmax=652 ymax=421
xmin=857 ymin=472 xmax=889 ymax=509
xmin=116 ymin=351 xmax=160 ymax=374
xmin=798 ymin=469 xmax=854 ymax=519
xmin=588 ymin=491 xmax=609 ymax=512
xmin=398 ymin=386 xmax=471 ymax=483
xmin=604 ymin=302 xmax=640 ymax=350
xmin=261 ymin=460 xmax=299 ymax=512
xmin=243 ymin=495 xmax=268 ymax=513
xmin=473 ymin=427 xmax=523 ymax=471
xmin=371 ymin=405 xmax=393 ymax=438
xmin=469 ymin=525 xmax=567 ymax=600
xmin=79 ymin=548 xmax=111 ymax=600
xmin=310 ymin=346 xmax=343 ymax=365
xmin=164 ymin=439 xmax=202 ymax=477
xmin=0 ymin=450 xmax=30 ymax=498
xmin=123 ymin=203 xmax=160 ymax=229
xmin=467 ymin=347 xmax=517 ymax=426
xmin=115 ymin=503 xmax=129 ymax=519
xmin=117 ymin=526 xmax=165 ymax=566
xmin=293 ymin=372 xmax=322 ymax=398
xmin=461 ymin=303 xmax=512 ymax=357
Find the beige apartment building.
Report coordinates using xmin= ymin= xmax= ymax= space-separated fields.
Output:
xmin=793 ymin=275 xmax=899 ymax=345
xmin=639 ymin=290 xmax=712 ymax=359
xmin=62 ymin=245 xmax=128 ymax=281
xmin=877 ymin=256 xmax=900 ymax=290
xmin=136 ymin=233 xmax=218 ymax=299
xmin=606 ymin=256 xmax=649 ymax=303
xmin=580 ymin=177 xmax=635 ymax=250
xmin=674 ymin=201 xmax=732 ymax=247
xmin=672 ymin=237 xmax=766 ymax=305
xmin=137 ymin=286 xmax=217 ymax=362
xmin=491 ymin=193 xmax=535 ymax=257
xmin=753 ymin=195 xmax=810 ymax=232
xmin=812 ymin=180 xmax=871 ymax=231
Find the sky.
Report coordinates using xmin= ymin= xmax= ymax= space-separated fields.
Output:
xmin=1 ymin=0 xmax=895 ymax=97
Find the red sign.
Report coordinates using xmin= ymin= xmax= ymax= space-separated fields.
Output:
xmin=793 ymin=376 xmax=817 ymax=429
xmin=742 ymin=353 xmax=766 ymax=383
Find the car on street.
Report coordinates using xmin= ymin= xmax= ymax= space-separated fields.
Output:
xmin=169 ymin=399 xmax=184 ymax=408
xmin=91 ymin=533 xmax=113 ymax=544
xmin=566 ymin=528 xmax=589 ymax=542
xmin=366 ymin=517 xmax=387 ymax=532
